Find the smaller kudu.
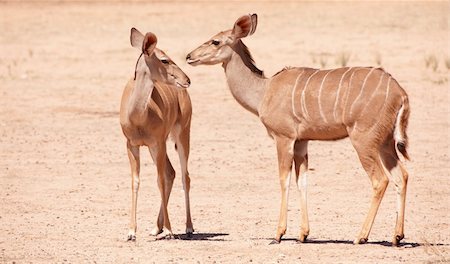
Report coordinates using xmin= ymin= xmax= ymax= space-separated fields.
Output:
xmin=120 ymin=28 xmax=193 ymax=241
xmin=186 ymin=14 xmax=410 ymax=246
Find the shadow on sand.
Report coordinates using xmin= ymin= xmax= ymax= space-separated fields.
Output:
xmin=254 ymin=238 xmax=449 ymax=248
xmin=177 ymin=232 xmax=229 ymax=242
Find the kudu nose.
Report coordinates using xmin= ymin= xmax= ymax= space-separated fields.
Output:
xmin=187 ymin=78 xmax=191 ymax=85
xmin=186 ymin=54 xmax=191 ymax=61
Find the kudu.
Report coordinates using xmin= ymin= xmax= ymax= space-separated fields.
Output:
xmin=186 ymin=14 xmax=410 ymax=246
xmin=120 ymin=28 xmax=193 ymax=241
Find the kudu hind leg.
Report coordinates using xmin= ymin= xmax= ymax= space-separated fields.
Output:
xmin=380 ymin=146 xmax=409 ymax=246
xmin=354 ymin=147 xmax=389 ymax=245
xmin=294 ymin=140 xmax=309 ymax=242
xmin=126 ymin=142 xmax=140 ymax=241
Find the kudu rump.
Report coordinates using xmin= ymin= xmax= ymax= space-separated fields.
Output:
xmin=186 ymin=14 xmax=410 ymax=246
xmin=120 ymin=28 xmax=193 ymax=241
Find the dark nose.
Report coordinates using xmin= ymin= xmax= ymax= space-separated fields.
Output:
xmin=187 ymin=78 xmax=191 ymax=85
xmin=186 ymin=54 xmax=191 ymax=61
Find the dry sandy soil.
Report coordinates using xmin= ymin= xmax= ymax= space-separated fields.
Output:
xmin=1 ymin=1 xmax=449 ymax=263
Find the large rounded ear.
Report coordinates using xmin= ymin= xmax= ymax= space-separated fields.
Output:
xmin=142 ymin=32 xmax=157 ymax=56
xmin=232 ymin=14 xmax=258 ymax=40
xmin=130 ymin=27 xmax=144 ymax=49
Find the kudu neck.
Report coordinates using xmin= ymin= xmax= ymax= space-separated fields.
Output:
xmin=223 ymin=40 xmax=268 ymax=116
xmin=128 ymin=54 xmax=163 ymax=125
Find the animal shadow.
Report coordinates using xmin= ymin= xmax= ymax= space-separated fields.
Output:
xmin=177 ymin=232 xmax=229 ymax=242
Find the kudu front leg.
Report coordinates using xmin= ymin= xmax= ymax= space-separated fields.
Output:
xmin=270 ymin=136 xmax=295 ymax=245
xmin=126 ymin=142 xmax=140 ymax=241
xmin=150 ymin=143 xmax=174 ymax=240
xmin=175 ymin=130 xmax=194 ymax=236
xmin=149 ymin=154 xmax=175 ymax=237
xmin=293 ymin=140 xmax=309 ymax=242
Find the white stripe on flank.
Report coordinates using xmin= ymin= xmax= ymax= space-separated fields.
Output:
xmin=333 ymin=67 xmax=353 ymax=121
xmin=301 ymin=70 xmax=320 ymax=121
xmin=358 ymin=72 xmax=385 ymax=116
xmin=385 ymin=76 xmax=391 ymax=103
xmin=291 ymin=70 xmax=305 ymax=121
xmin=341 ymin=68 xmax=364 ymax=122
xmin=318 ymin=69 xmax=338 ymax=123
xmin=350 ymin=67 xmax=376 ymax=115
xmin=362 ymin=75 xmax=391 ymax=135
xmin=354 ymin=72 xmax=386 ymax=131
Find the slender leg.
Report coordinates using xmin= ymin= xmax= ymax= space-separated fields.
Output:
xmin=380 ymin=144 xmax=409 ymax=246
xmin=149 ymin=154 xmax=175 ymax=237
xmin=293 ymin=140 xmax=309 ymax=242
xmin=149 ymin=143 xmax=173 ymax=239
xmin=126 ymin=141 xmax=140 ymax=241
xmin=353 ymin=147 xmax=389 ymax=244
xmin=270 ymin=136 xmax=295 ymax=244
xmin=175 ymin=128 xmax=193 ymax=236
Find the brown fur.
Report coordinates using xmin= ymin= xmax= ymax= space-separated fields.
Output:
xmin=187 ymin=14 xmax=410 ymax=246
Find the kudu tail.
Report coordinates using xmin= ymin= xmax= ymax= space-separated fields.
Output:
xmin=394 ymin=96 xmax=410 ymax=161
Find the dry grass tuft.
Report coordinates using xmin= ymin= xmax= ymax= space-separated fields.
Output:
xmin=374 ymin=52 xmax=382 ymax=66
xmin=444 ymin=57 xmax=450 ymax=70
xmin=320 ymin=56 xmax=327 ymax=68
xmin=425 ymin=54 xmax=439 ymax=72
xmin=335 ymin=51 xmax=351 ymax=67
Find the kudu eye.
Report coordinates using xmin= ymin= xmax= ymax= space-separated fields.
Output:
xmin=212 ymin=40 xmax=220 ymax=46
xmin=161 ymin=59 xmax=169 ymax=64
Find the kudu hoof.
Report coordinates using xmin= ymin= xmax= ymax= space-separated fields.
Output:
xmin=127 ymin=234 xmax=136 ymax=241
xmin=156 ymin=231 xmax=175 ymax=240
xmin=298 ymin=234 xmax=308 ymax=243
xmin=392 ymin=234 xmax=404 ymax=246
xmin=354 ymin=238 xmax=368 ymax=245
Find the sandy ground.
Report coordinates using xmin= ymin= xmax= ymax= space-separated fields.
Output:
xmin=0 ymin=1 xmax=449 ymax=263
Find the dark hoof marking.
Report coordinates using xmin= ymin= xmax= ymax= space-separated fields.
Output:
xmin=298 ymin=235 xmax=308 ymax=243
xmin=127 ymin=235 xmax=136 ymax=241
xmin=354 ymin=238 xmax=367 ymax=245
xmin=393 ymin=234 xmax=404 ymax=246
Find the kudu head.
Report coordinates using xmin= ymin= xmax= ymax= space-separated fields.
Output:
xmin=130 ymin=28 xmax=190 ymax=88
xmin=186 ymin=14 xmax=258 ymax=66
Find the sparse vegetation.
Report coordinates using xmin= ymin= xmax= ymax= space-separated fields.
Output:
xmin=425 ymin=54 xmax=439 ymax=72
xmin=374 ymin=52 xmax=382 ymax=66
xmin=335 ymin=51 xmax=351 ymax=67
xmin=319 ymin=56 xmax=327 ymax=68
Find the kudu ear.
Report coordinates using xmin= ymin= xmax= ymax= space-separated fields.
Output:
xmin=232 ymin=14 xmax=258 ymax=40
xmin=130 ymin=27 xmax=144 ymax=49
xmin=142 ymin=32 xmax=157 ymax=56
